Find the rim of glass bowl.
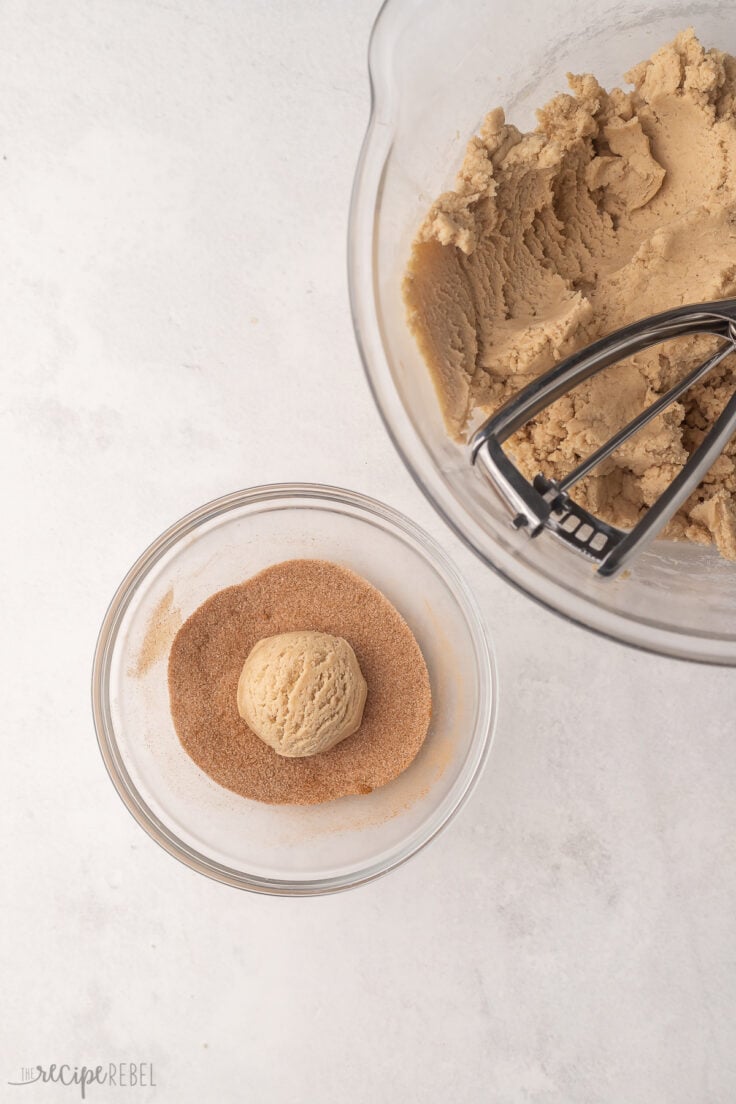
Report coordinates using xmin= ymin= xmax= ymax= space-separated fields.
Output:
xmin=91 ymin=483 xmax=497 ymax=896
xmin=347 ymin=0 xmax=735 ymax=667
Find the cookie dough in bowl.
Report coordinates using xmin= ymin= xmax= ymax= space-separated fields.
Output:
xmin=92 ymin=485 xmax=496 ymax=893
xmin=404 ymin=29 xmax=736 ymax=560
xmin=237 ymin=630 xmax=368 ymax=759
xmin=168 ymin=559 xmax=432 ymax=805
xmin=348 ymin=0 xmax=736 ymax=663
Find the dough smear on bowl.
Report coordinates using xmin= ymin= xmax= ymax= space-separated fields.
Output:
xmin=404 ymin=29 xmax=736 ymax=559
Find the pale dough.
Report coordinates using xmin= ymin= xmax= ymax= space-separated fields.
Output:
xmin=237 ymin=630 xmax=368 ymax=758
xmin=404 ymin=29 xmax=736 ymax=559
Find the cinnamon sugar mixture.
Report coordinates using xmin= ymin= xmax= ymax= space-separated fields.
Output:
xmin=168 ymin=559 xmax=432 ymax=805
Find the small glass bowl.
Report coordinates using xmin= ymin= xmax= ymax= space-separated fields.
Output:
xmin=91 ymin=484 xmax=496 ymax=895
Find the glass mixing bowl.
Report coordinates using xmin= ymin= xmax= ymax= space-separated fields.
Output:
xmin=348 ymin=0 xmax=736 ymax=664
xmin=91 ymin=485 xmax=496 ymax=895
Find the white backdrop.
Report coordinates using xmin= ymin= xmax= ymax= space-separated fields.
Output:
xmin=2 ymin=2 xmax=735 ymax=1101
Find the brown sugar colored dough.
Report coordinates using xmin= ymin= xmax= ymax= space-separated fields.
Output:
xmin=168 ymin=560 xmax=432 ymax=806
xmin=237 ymin=631 xmax=367 ymax=758
xmin=403 ymin=29 xmax=736 ymax=560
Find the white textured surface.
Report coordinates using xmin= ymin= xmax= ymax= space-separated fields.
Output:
xmin=2 ymin=2 xmax=736 ymax=1102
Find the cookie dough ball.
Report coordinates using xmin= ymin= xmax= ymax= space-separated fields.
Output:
xmin=237 ymin=631 xmax=368 ymax=758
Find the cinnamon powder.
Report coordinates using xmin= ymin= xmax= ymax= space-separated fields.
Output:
xmin=167 ymin=560 xmax=432 ymax=805
xmin=130 ymin=588 xmax=182 ymax=678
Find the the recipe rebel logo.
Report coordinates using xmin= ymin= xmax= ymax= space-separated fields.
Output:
xmin=8 ymin=1062 xmax=156 ymax=1099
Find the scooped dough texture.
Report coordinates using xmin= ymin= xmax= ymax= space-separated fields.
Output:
xmin=403 ymin=29 xmax=736 ymax=559
xmin=237 ymin=631 xmax=368 ymax=758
